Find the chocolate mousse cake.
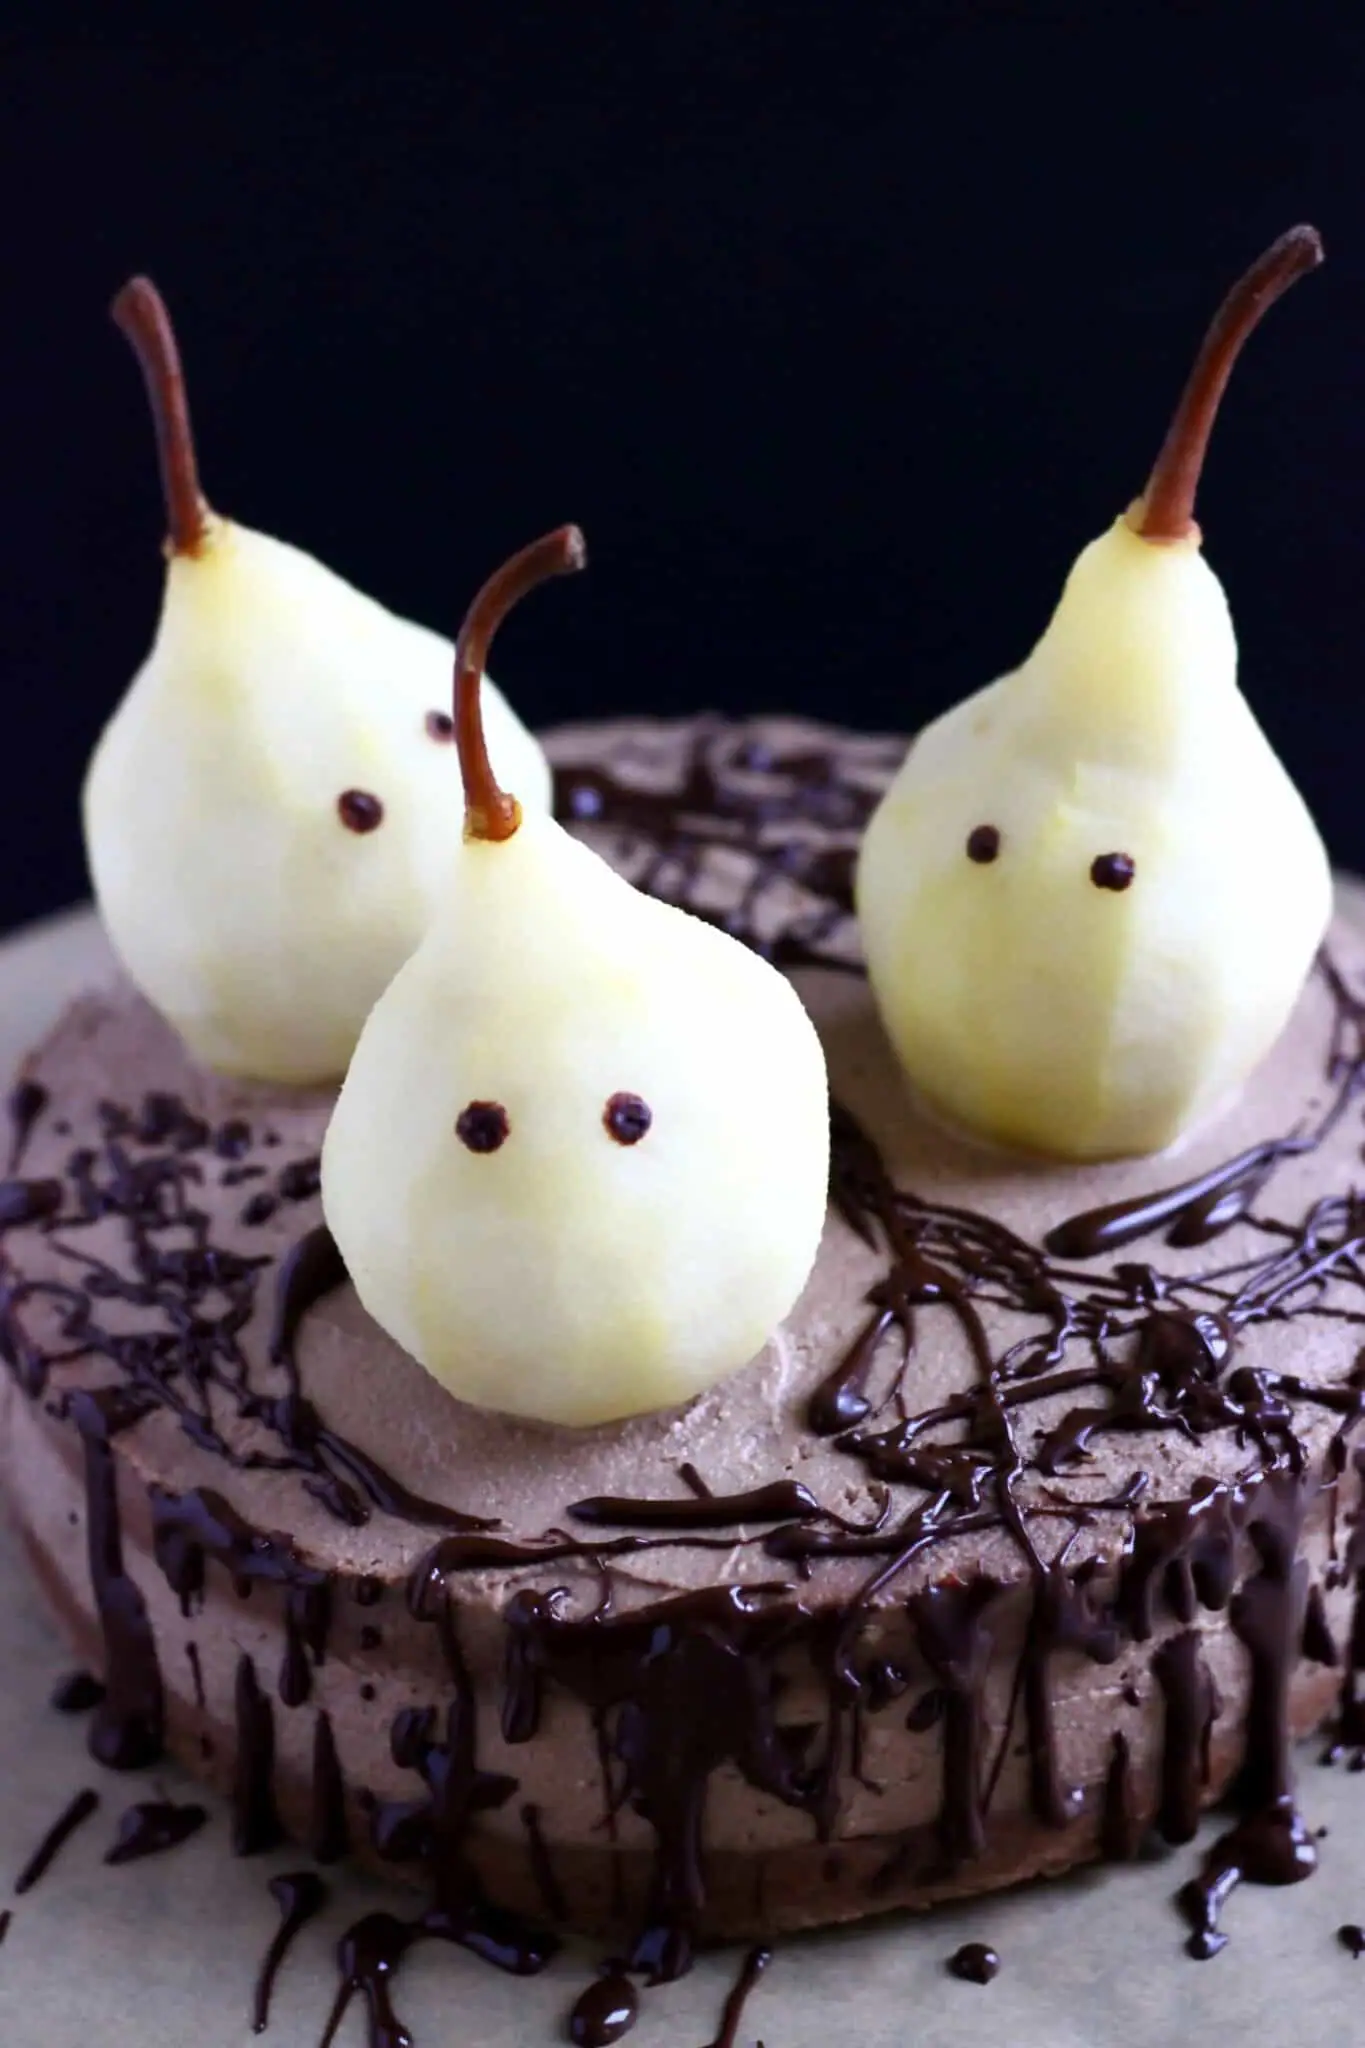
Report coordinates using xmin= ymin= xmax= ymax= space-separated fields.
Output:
xmin=3 ymin=712 xmax=1365 ymax=1984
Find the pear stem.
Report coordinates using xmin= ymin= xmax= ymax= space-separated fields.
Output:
xmin=455 ymin=525 xmax=587 ymax=842
xmin=1134 ymin=225 xmax=1323 ymax=543
xmin=110 ymin=276 xmax=211 ymax=556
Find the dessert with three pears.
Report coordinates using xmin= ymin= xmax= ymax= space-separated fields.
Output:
xmin=1 ymin=230 xmax=1358 ymax=1994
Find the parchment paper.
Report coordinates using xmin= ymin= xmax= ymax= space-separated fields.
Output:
xmin=3 ymin=907 xmax=1365 ymax=2048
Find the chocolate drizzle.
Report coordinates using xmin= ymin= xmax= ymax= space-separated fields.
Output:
xmin=268 ymin=1226 xmax=494 ymax=1533
xmin=1045 ymin=1139 xmax=1314 ymax=1258
xmin=569 ymin=1479 xmax=822 ymax=1530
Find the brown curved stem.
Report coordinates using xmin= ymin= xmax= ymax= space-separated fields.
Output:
xmin=110 ymin=276 xmax=211 ymax=556
xmin=455 ymin=525 xmax=588 ymax=842
xmin=1135 ymin=225 xmax=1322 ymax=542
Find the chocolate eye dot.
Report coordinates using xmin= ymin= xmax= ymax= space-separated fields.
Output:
xmin=966 ymin=824 xmax=1000 ymax=864
xmin=604 ymin=1092 xmax=652 ymax=1146
xmin=338 ymin=789 xmax=384 ymax=833
xmin=1091 ymin=852 xmax=1136 ymax=892
xmin=455 ymin=1101 xmax=510 ymax=1153
xmin=425 ymin=710 xmax=455 ymax=742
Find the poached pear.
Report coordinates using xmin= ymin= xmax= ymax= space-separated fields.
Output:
xmin=321 ymin=528 xmax=830 ymax=1427
xmin=857 ymin=227 xmax=1331 ymax=1160
xmin=83 ymin=276 xmax=551 ymax=1084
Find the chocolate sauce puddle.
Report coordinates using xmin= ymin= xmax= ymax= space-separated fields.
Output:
xmin=947 ymin=1940 xmax=1000 ymax=1983
xmin=253 ymin=1870 xmax=327 ymax=2034
xmin=104 ymin=1798 xmax=207 ymax=1865
xmin=14 ymin=1786 xmax=99 ymax=1893
xmin=50 ymin=1670 xmax=106 ymax=1714
xmin=1177 ymin=1796 xmax=1317 ymax=1957
xmin=568 ymin=1970 xmax=638 ymax=2046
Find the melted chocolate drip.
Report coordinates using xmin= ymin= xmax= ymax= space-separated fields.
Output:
xmin=14 ymin=1786 xmax=99 ymax=1893
xmin=902 ymin=1579 xmax=1001 ymax=1869
xmin=1152 ymin=1631 xmax=1217 ymax=1844
xmin=104 ymin=1799 xmax=207 ymax=1864
xmin=70 ymin=1386 xmax=164 ymax=1768
xmin=1339 ymin=1922 xmax=1365 ymax=1957
xmin=0 ymin=1909 xmax=10 ymax=1948
xmin=232 ymin=1654 xmax=282 ymax=1856
xmin=568 ymin=1971 xmax=638 ymax=2046
xmin=252 ymin=1870 xmax=327 ymax=2034
xmin=947 ymin=1940 xmax=1000 ymax=1984
xmin=520 ymin=1802 xmax=567 ymax=1922
xmin=186 ymin=1640 xmax=207 ymax=1709
xmin=1101 ymin=1730 xmax=1144 ymax=1861
xmin=358 ymin=1593 xmax=557 ymax=2031
xmin=501 ymin=1586 xmax=818 ymax=1981
xmin=6 ymin=1078 xmax=48 ymax=1171
xmin=152 ymin=1485 xmax=331 ymax=1706
xmin=703 ymin=1944 xmax=771 ymax=2047
xmin=312 ymin=1709 xmax=349 ymax=1863
xmin=49 ymin=1670 xmax=105 ymax=1713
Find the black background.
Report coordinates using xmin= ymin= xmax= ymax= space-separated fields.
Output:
xmin=4 ymin=10 xmax=1365 ymax=935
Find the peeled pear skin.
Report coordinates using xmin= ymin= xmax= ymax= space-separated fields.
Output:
xmin=83 ymin=520 xmax=552 ymax=1083
xmin=856 ymin=519 xmax=1332 ymax=1160
xmin=321 ymin=813 xmax=830 ymax=1426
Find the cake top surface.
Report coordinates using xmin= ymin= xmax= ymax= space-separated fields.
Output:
xmin=6 ymin=714 xmax=1365 ymax=1616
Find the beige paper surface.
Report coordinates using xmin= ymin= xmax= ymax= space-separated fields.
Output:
xmin=3 ymin=907 xmax=1365 ymax=2048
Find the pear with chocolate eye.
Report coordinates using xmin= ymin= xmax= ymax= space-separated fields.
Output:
xmin=321 ymin=528 xmax=830 ymax=1428
xmin=82 ymin=277 xmax=550 ymax=1085
xmin=857 ymin=227 xmax=1331 ymax=1161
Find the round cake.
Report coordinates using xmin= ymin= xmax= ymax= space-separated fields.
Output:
xmin=2 ymin=713 xmax=1362 ymax=1980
